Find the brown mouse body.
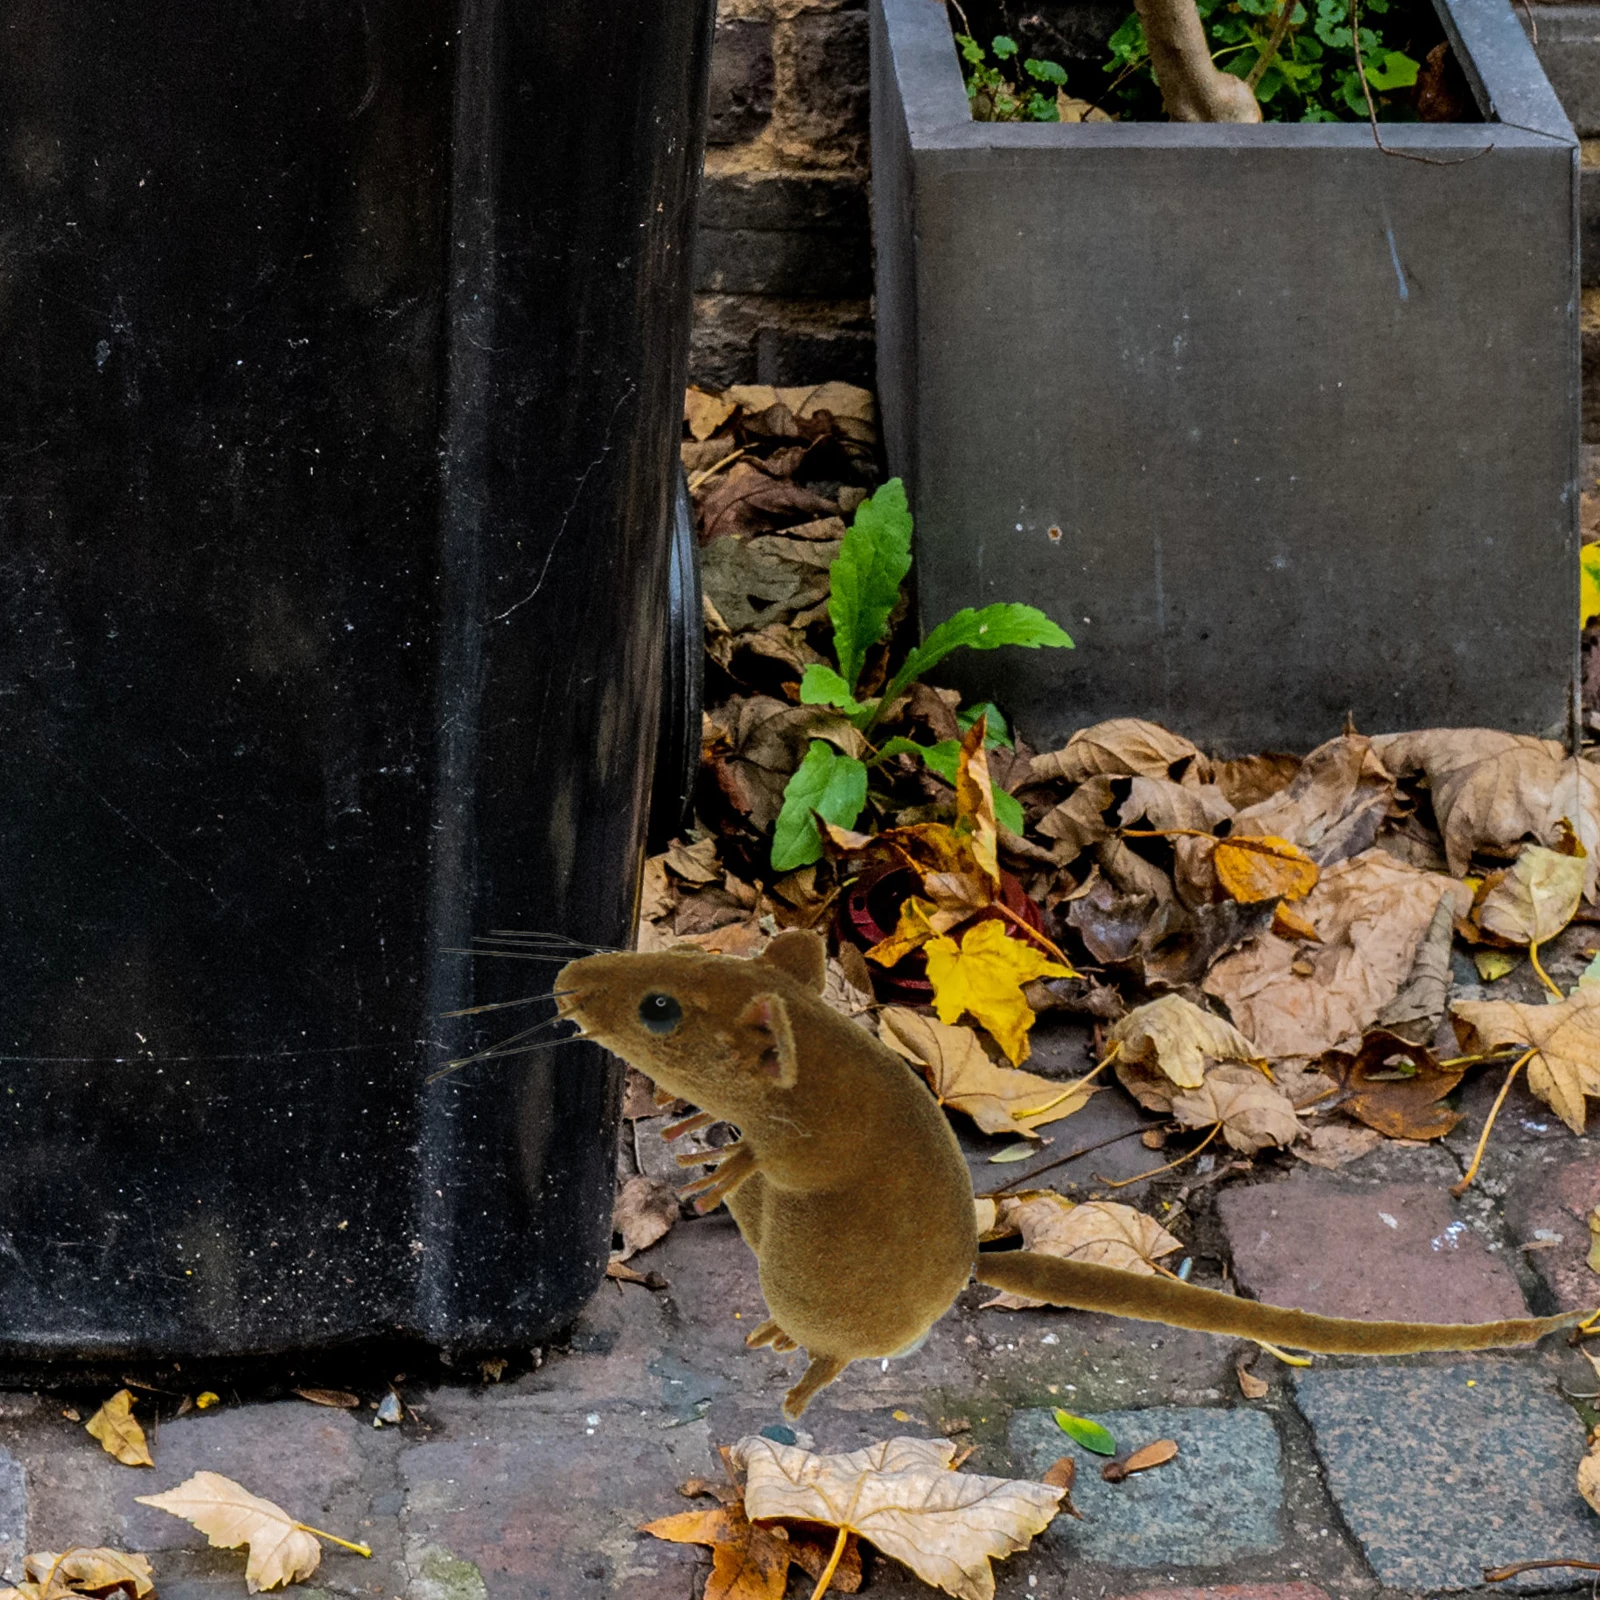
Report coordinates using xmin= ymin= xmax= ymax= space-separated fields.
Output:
xmin=557 ymin=930 xmax=1587 ymax=1418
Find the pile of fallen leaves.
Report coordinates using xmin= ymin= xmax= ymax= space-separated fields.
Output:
xmin=662 ymin=383 xmax=1600 ymax=1190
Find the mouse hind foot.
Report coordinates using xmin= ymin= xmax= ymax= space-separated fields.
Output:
xmin=781 ymin=1353 xmax=849 ymax=1420
xmin=744 ymin=1319 xmax=798 ymax=1353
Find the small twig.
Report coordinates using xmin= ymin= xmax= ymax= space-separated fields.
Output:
xmin=1097 ymin=1120 xmax=1223 ymax=1189
xmin=1450 ymin=1046 xmax=1536 ymax=1196
xmin=979 ymin=1122 xmax=1157 ymax=1197
xmin=1484 ymin=1561 xmax=1600 ymax=1583
xmin=1244 ymin=0 xmax=1299 ymax=90
xmin=687 ymin=447 xmax=746 ymax=493
xmin=1350 ymin=0 xmax=1491 ymax=165
xmin=1529 ymin=937 xmax=1564 ymax=1000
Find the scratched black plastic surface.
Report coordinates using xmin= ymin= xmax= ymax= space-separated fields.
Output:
xmin=0 ymin=0 xmax=713 ymax=1357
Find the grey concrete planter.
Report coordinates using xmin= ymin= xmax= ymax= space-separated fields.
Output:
xmin=872 ymin=0 xmax=1579 ymax=751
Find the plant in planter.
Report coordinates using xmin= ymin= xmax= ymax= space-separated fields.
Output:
xmin=870 ymin=0 xmax=1577 ymax=753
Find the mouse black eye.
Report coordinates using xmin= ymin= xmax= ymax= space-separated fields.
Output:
xmin=638 ymin=992 xmax=682 ymax=1035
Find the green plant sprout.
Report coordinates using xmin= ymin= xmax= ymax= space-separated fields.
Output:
xmin=957 ymin=33 xmax=1070 ymax=121
xmin=770 ymin=480 xmax=1073 ymax=872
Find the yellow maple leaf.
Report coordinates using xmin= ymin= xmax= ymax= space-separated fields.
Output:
xmin=923 ymin=920 xmax=1073 ymax=1065
xmin=1213 ymin=834 xmax=1318 ymax=904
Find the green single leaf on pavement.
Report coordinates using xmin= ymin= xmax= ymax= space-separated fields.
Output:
xmin=1054 ymin=1409 xmax=1118 ymax=1456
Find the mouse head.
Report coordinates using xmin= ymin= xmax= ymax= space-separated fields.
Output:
xmin=555 ymin=929 xmax=828 ymax=1123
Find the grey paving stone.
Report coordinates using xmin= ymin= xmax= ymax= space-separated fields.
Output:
xmin=0 ymin=1445 xmax=24 ymax=1583
xmin=398 ymin=1410 xmax=715 ymax=1600
xmin=1009 ymin=1406 xmax=1283 ymax=1568
xmin=1293 ymin=1360 xmax=1597 ymax=1592
xmin=1505 ymin=1151 xmax=1600 ymax=1312
xmin=1218 ymin=1181 xmax=1528 ymax=1323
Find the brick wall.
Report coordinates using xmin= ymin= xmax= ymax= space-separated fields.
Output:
xmin=690 ymin=0 xmax=875 ymax=388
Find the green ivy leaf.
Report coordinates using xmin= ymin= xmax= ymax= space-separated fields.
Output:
xmin=992 ymin=33 xmax=1019 ymax=57
xmin=799 ymin=663 xmax=865 ymax=715
xmin=828 ymin=479 xmax=914 ymax=696
xmin=1054 ymin=1409 xmax=1118 ymax=1456
xmin=771 ymin=743 xmax=868 ymax=872
xmin=1362 ymin=48 xmax=1418 ymax=88
xmin=1025 ymin=57 xmax=1067 ymax=83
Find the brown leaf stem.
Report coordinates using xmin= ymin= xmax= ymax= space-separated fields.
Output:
xmin=978 ymin=1122 xmax=1160 ymax=1198
xmin=1483 ymin=1560 xmax=1600 ymax=1582
xmin=991 ymin=901 xmax=1078 ymax=973
xmin=808 ymin=1525 xmax=850 ymax=1600
xmin=1450 ymin=1047 xmax=1535 ymax=1197
xmin=1098 ymin=1119 xmax=1223 ymax=1189
xmin=295 ymin=1523 xmax=373 ymax=1558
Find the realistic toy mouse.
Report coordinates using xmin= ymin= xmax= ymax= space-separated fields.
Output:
xmin=557 ymin=929 xmax=1585 ymax=1419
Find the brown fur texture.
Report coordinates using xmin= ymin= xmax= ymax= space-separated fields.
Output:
xmin=558 ymin=931 xmax=1586 ymax=1417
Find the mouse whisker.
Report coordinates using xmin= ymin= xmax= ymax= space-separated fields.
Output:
xmin=426 ymin=1032 xmax=578 ymax=1084
xmin=481 ymin=929 xmax=621 ymax=953
xmin=440 ymin=989 xmax=577 ymax=1018
xmin=445 ymin=947 xmax=576 ymax=964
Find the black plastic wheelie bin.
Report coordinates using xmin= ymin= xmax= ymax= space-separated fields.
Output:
xmin=0 ymin=0 xmax=712 ymax=1359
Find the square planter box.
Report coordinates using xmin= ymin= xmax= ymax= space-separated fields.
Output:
xmin=872 ymin=0 xmax=1579 ymax=752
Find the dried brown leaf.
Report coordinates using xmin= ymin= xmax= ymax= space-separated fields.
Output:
xmin=1169 ymin=1063 xmax=1300 ymax=1153
xmin=1231 ymin=733 xmax=1393 ymax=866
xmin=1293 ymin=1122 xmax=1385 ymax=1168
xmin=612 ymin=1175 xmax=679 ymax=1262
xmin=1213 ymin=752 xmax=1302 ymax=810
xmin=1036 ymin=777 xmax=1117 ymax=868
xmin=878 ymin=1008 xmax=1093 ymax=1137
xmin=291 ymin=1389 xmax=360 ymax=1410
xmin=1030 ymin=720 xmax=1211 ymax=787
xmin=1451 ymin=990 xmax=1600 ymax=1133
xmin=1108 ymin=994 xmax=1261 ymax=1094
xmin=1101 ymin=1439 xmax=1179 ymax=1482
xmin=137 ymin=1472 xmax=323 ymax=1593
xmin=1581 ymin=1433 xmax=1600 ymax=1517
xmin=16 ymin=1550 xmax=154 ymax=1600
xmin=85 ymin=1391 xmax=153 ymax=1469
xmin=1204 ymin=850 xmax=1471 ymax=1063
xmin=1471 ymin=844 xmax=1587 ymax=946
xmin=1236 ymin=1361 xmax=1270 ymax=1399
xmin=982 ymin=1193 xmax=1180 ymax=1309
xmin=731 ymin=1434 xmax=1063 ymax=1600
xmin=1319 ymin=1031 xmax=1464 ymax=1140
xmin=1372 ymin=728 xmax=1600 ymax=898
xmin=685 ymin=386 xmax=738 ymax=442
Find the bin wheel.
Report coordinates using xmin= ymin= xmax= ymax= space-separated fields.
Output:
xmin=647 ymin=467 xmax=703 ymax=853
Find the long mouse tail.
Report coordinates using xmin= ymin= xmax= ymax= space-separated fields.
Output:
xmin=973 ymin=1250 xmax=1588 ymax=1354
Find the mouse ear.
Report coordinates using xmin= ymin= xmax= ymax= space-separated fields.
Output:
xmin=759 ymin=929 xmax=827 ymax=993
xmin=738 ymin=992 xmax=798 ymax=1089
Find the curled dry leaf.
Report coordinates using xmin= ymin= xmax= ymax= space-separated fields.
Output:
xmin=1451 ymin=990 xmax=1600 ymax=1133
xmin=85 ymin=1391 xmax=153 ymax=1469
xmin=731 ymin=1434 xmax=1063 ymax=1600
xmin=2 ymin=1550 xmax=155 ymax=1600
xmin=137 ymin=1472 xmax=322 ymax=1593
xmin=1318 ymin=1031 xmax=1465 ymax=1141
xmin=1169 ymin=1064 xmax=1300 ymax=1154
xmin=1469 ymin=844 xmax=1587 ymax=947
xmin=1107 ymin=994 xmax=1261 ymax=1101
xmin=1231 ymin=733 xmax=1393 ymax=867
xmin=1373 ymin=897 xmax=1455 ymax=1045
xmin=1035 ymin=776 xmax=1117 ymax=868
xmin=1038 ymin=1456 xmax=1084 ymax=1517
xmin=1589 ymin=1207 xmax=1600 ymax=1276
xmin=1030 ymin=720 xmax=1210 ymax=787
xmin=611 ymin=1174 xmax=680 ymax=1262
xmin=981 ymin=1193 xmax=1181 ymax=1310
xmin=1213 ymin=751 xmax=1302 ymax=810
xmin=1372 ymin=728 xmax=1600 ymax=899
xmin=879 ymin=1008 xmax=1094 ymax=1138
xmin=1205 ymin=850 xmax=1471 ymax=1063
xmin=1581 ymin=1434 xmax=1600 ymax=1517
xmin=1236 ymin=1361 xmax=1270 ymax=1400
xmin=924 ymin=920 xmax=1074 ymax=1066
